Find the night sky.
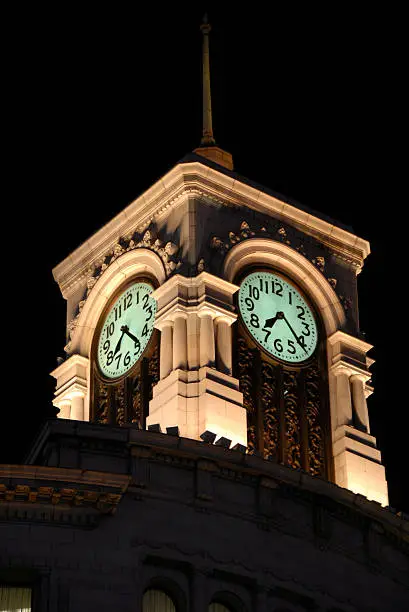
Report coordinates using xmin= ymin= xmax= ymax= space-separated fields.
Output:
xmin=3 ymin=7 xmax=406 ymax=512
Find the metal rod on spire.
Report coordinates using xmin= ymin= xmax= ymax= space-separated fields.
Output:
xmin=200 ymin=14 xmax=216 ymax=146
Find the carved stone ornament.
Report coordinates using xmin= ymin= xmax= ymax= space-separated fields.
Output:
xmin=66 ymin=229 xmax=181 ymax=345
xmin=210 ymin=220 xmax=346 ymax=311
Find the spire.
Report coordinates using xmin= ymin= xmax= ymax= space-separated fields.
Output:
xmin=194 ymin=15 xmax=233 ymax=171
xmin=200 ymin=14 xmax=215 ymax=146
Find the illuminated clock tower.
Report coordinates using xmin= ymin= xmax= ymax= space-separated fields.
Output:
xmin=2 ymin=17 xmax=408 ymax=612
xmin=50 ymin=17 xmax=388 ymax=507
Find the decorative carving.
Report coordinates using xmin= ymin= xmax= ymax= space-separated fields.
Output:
xmin=235 ymin=329 xmax=329 ymax=477
xmin=283 ymin=370 xmax=301 ymax=469
xmin=116 ymin=383 xmax=126 ymax=427
xmin=148 ymin=344 xmax=160 ymax=397
xmin=197 ymin=258 xmax=205 ymax=273
xmin=261 ymin=362 xmax=278 ymax=460
xmin=237 ymin=338 xmax=257 ymax=454
xmin=94 ymin=379 xmax=109 ymax=425
xmin=312 ymin=256 xmax=325 ymax=272
xmin=130 ymin=376 xmax=142 ymax=427
xmin=66 ymin=228 xmax=181 ymax=347
xmin=305 ymin=364 xmax=325 ymax=477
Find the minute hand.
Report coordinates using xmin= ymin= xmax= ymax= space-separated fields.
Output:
xmin=282 ymin=314 xmax=308 ymax=354
xmin=121 ymin=326 xmax=140 ymax=346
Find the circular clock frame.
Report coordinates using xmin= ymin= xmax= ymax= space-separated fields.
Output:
xmin=92 ymin=275 xmax=158 ymax=384
xmin=236 ymin=267 xmax=320 ymax=368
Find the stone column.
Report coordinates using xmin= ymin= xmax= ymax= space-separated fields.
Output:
xmin=160 ymin=321 xmax=173 ymax=380
xmin=173 ymin=313 xmax=187 ymax=370
xmin=334 ymin=367 xmax=353 ymax=427
xmin=199 ymin=313 xmax=215 ymax=368
xmin=215 ymin=317 xmax=232 ymax=375
xmin=350 ymin=374 xmax=370 ymax=432
xmin=70 ymin=392 xmax=85 ymax=421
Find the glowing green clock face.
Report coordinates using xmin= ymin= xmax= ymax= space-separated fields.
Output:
xmin=97 ymin=282 xmax=156 ymax=379
xmin=238 ymin=271 xmax=318 ymax=363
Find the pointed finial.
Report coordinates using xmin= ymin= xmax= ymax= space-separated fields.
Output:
xmin=194 ymin=16 xmax=234 ymax=170
xmin=200 ymin=13 xmax=215 ymax=146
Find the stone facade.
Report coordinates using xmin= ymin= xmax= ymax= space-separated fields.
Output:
xmin=0 ymin=420 xmax=408 ymax=611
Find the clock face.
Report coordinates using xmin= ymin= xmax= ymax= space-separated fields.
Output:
xmin=238 ymin=271 xmax=318 ymax=363
xmin=97 ymin=282 xmax=156 ymax=379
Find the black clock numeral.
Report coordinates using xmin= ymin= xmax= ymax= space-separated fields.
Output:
xmin=297 ymin=305 xmax=305 ymax=320
xmin=145 ymin=305 xmax=153 ymax=321
xmin=273 ymin=338 xmax=283 ymax=353
xmin=106 ymin=351 xmax=114 ymax=366
xmin=301 ymin=321 xmax=310 ymax=336
xmin=249 ymin=313 xmax=260 ymax=328
xmin=248 ymin=285 xmax=260 ymax=300
xmin=134 ymin=337 xmax=141 ymax=353
xmin=287 ymin=339 xmax=296 ymax=354
xmin=106 ymin=322 xmax=115 ymax=338
xmin=259 ymin=278 xmax=269 ymax=294
xmin=272 ymin=281 xmax=283 ymax=297
xmin=114 ymin=304 xmax=122 ymax=321
xmin=142 ymin=294 xmax=150 ymax=310
xmin=262 ymin=327 xmax=271 ymax=342
xmin=244 ymin=297 xmax=254 ymax=311
xmin=288 ymin=292 xmax=293 ymax=305
xmin=298 ymin=335 xmax=306 ymax=349
xmin=103 ymin=339 xmax=110 ymax=354
xmin=124 ymin=351 xmax=131 ymax=367
xmin=135 ymin=291 xmax=140 ymax=305
xmin=142 ymin=323 xmax=149 ymax=337
xmin=114 ymin=353 xmax=122 ymax=369
xmin=124 ymin=293 xmax=132 ymax=310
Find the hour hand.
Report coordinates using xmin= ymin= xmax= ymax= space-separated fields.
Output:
xmin=264 ymin=311 xmax=284 ymax=328
xmin=121 ymin=325 xmax=140 ymax=348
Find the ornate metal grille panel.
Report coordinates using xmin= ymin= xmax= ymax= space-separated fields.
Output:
xmin=235 ymin=330 xmax=330 ymax=478
xmin=92 ymin=341 xmax=159 ymax=428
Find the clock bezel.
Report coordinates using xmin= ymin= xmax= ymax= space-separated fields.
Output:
xmin=92 ymin=275 xmax=158 ymax=384
xmin=236 ymin=267 xmax=320 ymax=368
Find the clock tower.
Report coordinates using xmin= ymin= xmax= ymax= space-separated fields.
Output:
xmin=50 ymin=17 xmax=387 ymax=507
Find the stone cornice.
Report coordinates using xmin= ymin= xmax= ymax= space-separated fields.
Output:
xmin=52 ymin=162 xmax=370 ymax=297
xmin=0 ymin=465 xmax=131 ymax=527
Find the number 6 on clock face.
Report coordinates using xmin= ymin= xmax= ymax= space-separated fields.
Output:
xmin=97 ymin=282 xmax=156 ymax=379
xmin=238 ymin=271 xmax=318 ymax=363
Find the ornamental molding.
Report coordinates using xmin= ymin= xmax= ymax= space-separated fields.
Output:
xmin=54 ymin=163 xmax=368 ymax=298
xmin=66 ymin=229 xmax=182 ymax=345
xmin=0 ymin=467 xmax=131 ymax=527
xmin=210 ymin=220 xmax=352 ymax=312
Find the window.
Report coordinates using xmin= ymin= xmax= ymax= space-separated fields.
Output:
xmin=143 ymin=589 xmax=176 ymax=612
xmin=0 ymin=586 xmax=31 ymax=612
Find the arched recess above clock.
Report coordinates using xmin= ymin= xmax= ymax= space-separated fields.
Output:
xmin=223 ymin=238 xmax=346 ymax=338
xmin=68 ymin=248 xmax=166 ymax=358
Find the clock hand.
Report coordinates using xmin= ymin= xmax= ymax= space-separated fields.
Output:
xmin=282 ymin=314 xmax=308 ymax=354
xmin=114 ymin=328 xmax=125 ymax=355
xmin=121 ymin=325 xmax=140 ymax=349
xmin=264 ymin=311 xmax=284 ymax=328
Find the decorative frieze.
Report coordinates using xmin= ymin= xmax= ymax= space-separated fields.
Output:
xmin=209 ymin=219 xmax=355 ymax=313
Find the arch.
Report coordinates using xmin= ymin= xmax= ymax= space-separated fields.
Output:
xmin=223 ymin=238 xmax=345 ymax=337
xmin=143 ymin=589 xmax=176 ymax=612
xmin=69 ymin=248 xmax=166 ymax=357
xmin=142 ymin=576 xmax=187 ymax=612
xmin=208 ymin=591 xmax=247 ymax=612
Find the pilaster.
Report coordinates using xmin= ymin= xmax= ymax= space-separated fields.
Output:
xmin=147 ymin=273 xmax=246 ymax=447
xmin=51 ymin=354 xmax=89 ymax=421
xmin=327 ymin=330 xmax=388 ymax=505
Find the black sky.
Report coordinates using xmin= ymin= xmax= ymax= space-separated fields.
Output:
xmin=3 ymin=6 xmax=406 ymax=512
